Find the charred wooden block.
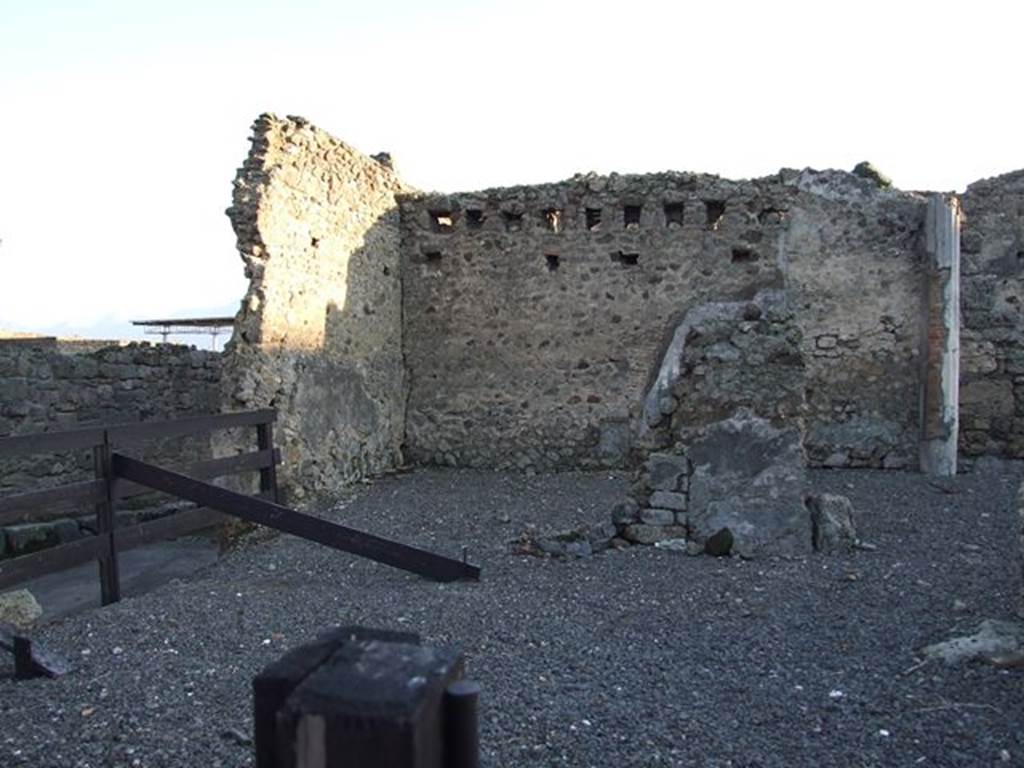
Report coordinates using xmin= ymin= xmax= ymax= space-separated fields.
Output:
xmin=254 ymin=626 xmax=469 ymax=768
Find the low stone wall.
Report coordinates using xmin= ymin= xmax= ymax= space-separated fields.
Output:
xmin=0 ymin=338 xmax=223 ymax=556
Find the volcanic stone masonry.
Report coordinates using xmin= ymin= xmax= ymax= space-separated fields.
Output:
xmin=221 ymin=115 xmax=410 ymax=500
xmin=217 ymin=115 xmax=1023 ymax=496
xmin=616 ymin=297 xmax=810 ymax=554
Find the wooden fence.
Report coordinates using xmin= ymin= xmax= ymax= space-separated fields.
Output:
xmin=0 ymin=409 xmax=280 ymax=603
xmin=0 ymin=409 xmax=479 ymax=601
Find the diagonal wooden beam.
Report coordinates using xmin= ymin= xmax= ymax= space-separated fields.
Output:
xmin=111 ymin=454 xmax=480 ymax=583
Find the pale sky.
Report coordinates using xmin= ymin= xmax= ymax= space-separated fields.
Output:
xmin=1 ymin=0 xmax=1020 ymax=343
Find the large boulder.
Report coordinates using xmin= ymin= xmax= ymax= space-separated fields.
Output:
xmin=685 ymin=411 xmax=810 ymax=556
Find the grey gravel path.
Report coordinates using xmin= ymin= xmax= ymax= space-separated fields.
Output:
xmin=1 ymin=463 xmax=1022 ymax=767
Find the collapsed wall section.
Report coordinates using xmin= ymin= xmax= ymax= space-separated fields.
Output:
xmin=400 ymin=169 xmax=926 ymax=470
xmin=959 ymin=170 xmax=1024 ymax=457
xmin=222 ymin=115 xmax=409 ymax=498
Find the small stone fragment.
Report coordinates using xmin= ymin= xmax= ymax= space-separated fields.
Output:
xmin=920 ymin=619 xmax=1024 ymax=665
xmin=653 ymin=538 xmax=689 ymax=552
xmin=852 ymin=161 xmax=892 ymax=188
xmin=807 ymin=493 xmax=858 ymax=553
xmin=704 ymin=527 xmax=734 ymax=557
xmin=0 ymin=589 xmax=43 ymax=629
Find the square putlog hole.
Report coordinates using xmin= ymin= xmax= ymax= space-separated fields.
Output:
xmin=429 ymin=211 xmax=455 ymax=233
xmin=705 ymin=201 xmax=725 ymax=230
xmin=503 ymin=211 xmax=524 ymax=232
xmin=543 ymin=208 xmax=564 ymax=233
xmin=664 ymin=202 xmax=684 ymax=228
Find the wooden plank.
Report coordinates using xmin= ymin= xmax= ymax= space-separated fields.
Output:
xmin=107 ymin=409 xmax=276 ymax=444
xmin=112 ymin=454 xmax=480 ymax=583
xmin=0 ymin=409 xmax=274 ymax=457
xmin=0 ymin=427 xmax=104 ymax=457
xmin=112 ymin=448 xmax=280 ymax=501
xmin=0 ymin=480 xmax=107 ymax=526
xmin=0 ymin=535 xmax=110 ymax=592
xmin=113 ymin=506 xmax=227 ymax=551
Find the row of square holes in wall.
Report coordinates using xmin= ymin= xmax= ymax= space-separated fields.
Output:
xmin=420 ymin=247 xmax=760 ymax=271
xmin=428 ymin=201 xmax=727 ymax=234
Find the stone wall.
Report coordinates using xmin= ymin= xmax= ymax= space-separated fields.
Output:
xmin=0 ymin=338 xmax=221 ymax=557
xmin=400 ymin=168 xmax=926 ymax=471
xmin=784 ymin=173 xmax=926 ymax=469
xmin=220 ymin=116 xmax=1023 ymax=484
xmin=221 ymin=115 xmax=410 ymax=499
xmin=960 ymin=170 xmax=1024 ymax=458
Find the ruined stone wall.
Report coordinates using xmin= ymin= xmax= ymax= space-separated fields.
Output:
xmin=0 ymin=338 xmax=221 ymax=493
xmin=619 ymin=302 xmax=810 ymax=555
xmin=960 ymin=170 xmax=1024 ymax=457
xmin=400 ymin=169 xmax=926 ymax=470
xmin=222 ymin=115 xmax=409 ymax=499
xmin=783 ymin=172 xmax=926 ymax=469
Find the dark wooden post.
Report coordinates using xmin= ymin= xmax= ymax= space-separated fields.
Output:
xmin=12 ymin=635 xmax=33 ymax=680
xmin=444 ymin=680 xmax=481 ymax=768
xmin=256 ymin=419 xmax=279 ymax=504
xmin=254 ymin=627 xmax=477 ymax=768
xmin=93 ymin=430 xmax=120 ymax=605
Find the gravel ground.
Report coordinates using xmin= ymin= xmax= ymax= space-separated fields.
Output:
xmin=1 ymin=463 xmax=1023 ymax=768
